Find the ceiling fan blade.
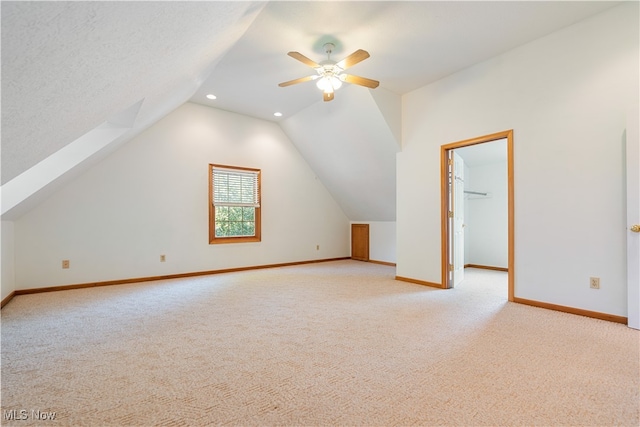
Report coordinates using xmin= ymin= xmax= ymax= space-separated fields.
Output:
xmin=336 ymin=49 xmax=370 ymax=70
xmin=287 ymin=51 xmax=321 ymax=68
xmin=341 ymin=74 xmax=380 ymax=89
xmin=323 ymin=92 xmax=334 ymax=102
xmin=278 ymin=75 xmax=318 ymax=87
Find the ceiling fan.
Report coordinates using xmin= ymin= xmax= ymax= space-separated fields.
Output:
xmin=278 ymin=42 xmax=379 ymax=102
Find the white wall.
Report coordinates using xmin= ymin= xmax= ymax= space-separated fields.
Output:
xmin=279 ymin=86 xmax=398 ymax=222
xmin=465 ymin=161 xmax=508 ymax=268
xmin=1 ymin=221 xmax=15 ymax=300
xmin=13 ymin=102 xmax=350 ymax=289
xmin=351 ymin=221 xmax=396 ymax=264
xmin=398 ymin=3 xmax=638 ymax=316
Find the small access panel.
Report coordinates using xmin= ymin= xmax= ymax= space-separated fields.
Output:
xmin=351 ymin=224 xmax=370 ymax=261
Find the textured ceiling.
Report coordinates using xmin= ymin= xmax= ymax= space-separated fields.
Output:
xmin=1 ymin=1 xmax=622 ymax=222
xmin=1 ymin=1 xmax=261 ymax=184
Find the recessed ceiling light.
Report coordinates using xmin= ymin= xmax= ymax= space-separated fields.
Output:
xmin=206 ymin=94 xmax=217 ymax=100
xmin=274 ymin=112 xmax=283 ymax=117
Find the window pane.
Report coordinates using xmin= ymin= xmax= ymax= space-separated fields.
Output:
xmin=228 ymin=207 xmax=243 ymax=222
xmin=215 ymin=206 xmax=229 ymax=221
xmin=215 ymin=221 xmax=229 ymax=237
xmin=229 ymin=221 xmax=243 ymax=236
xmin=243 ymin=207 xmax=255 ymax=221
xmin=214 ymin=208 xmax=255 ymax=237
xmin=243 ymin=221 xmax=255 ymax=236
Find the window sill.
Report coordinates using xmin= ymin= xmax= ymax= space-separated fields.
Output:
xmin=209 ymin=236 xmax=261 ymax=245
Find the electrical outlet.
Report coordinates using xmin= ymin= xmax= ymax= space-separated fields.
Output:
xmin=160 ymin=255 xmax=166 ymax=262
xmin=316 ymin=245 xmax=320 ymax=250
xmin=62 ymin=260 xmax=70 ymax=269
xmin=590 ymin=277 xmax=600 ymax=289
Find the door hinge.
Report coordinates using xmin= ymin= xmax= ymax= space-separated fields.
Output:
xmin=448 ymin=159 xmax=453 ymax=166
xmin=449 ymin=264 xmax=454 ymax=272
xmin=448 ymin=211 xmax=454 ymax=218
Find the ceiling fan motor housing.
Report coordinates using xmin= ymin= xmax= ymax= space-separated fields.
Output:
xmin=323 ymin=42 xmax=336 ymax=55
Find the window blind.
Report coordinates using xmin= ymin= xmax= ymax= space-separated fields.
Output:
xmin=212 ymin=167 xmax=260 ymax=207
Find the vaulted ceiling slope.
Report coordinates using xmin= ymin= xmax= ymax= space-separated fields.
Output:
xmin=0 ymin=1 xmax=264 ymax=218
xmin=1 ymin=1 xmax=265 ymax=184
xmin=1 ymin=1 xmax=620 ymax=221
xmin=280 ymin=85 xmax=400 ymax=221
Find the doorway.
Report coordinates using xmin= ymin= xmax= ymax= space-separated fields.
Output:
xmin=441 ymin=130 xmax=514 ymax=301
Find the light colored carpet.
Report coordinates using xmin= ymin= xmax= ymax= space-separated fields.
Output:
xmin=1 ymin=261 xmax=638 ymax=426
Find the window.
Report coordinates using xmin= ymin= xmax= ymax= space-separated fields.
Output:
xmin=209 ymin=164 xmax=261 ymax=244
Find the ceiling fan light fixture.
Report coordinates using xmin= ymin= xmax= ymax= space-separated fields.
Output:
xmin=316 ymin=75 xmax=342 ymax=93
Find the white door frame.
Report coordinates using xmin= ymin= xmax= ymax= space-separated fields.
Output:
xmin=627 ymin=106 xmax=639 ymax=330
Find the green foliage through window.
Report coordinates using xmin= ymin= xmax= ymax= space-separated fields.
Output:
xmin=210 ymin=164 xmax=261 ymax=243
xmin=215 ymin=206 xmax=256 ymax=237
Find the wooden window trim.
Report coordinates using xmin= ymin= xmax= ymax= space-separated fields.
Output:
xmin=209 ymin=164 xmax=261 ymax=244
